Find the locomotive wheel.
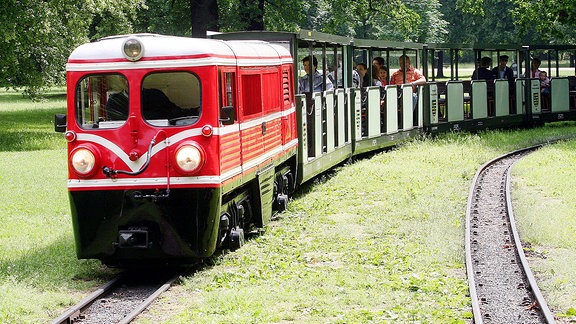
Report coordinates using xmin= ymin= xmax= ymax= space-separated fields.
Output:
xmin=276 ymin=193 xmax=288 ymax=212
xmin=229 ymin=227 xmax=245 ymax=251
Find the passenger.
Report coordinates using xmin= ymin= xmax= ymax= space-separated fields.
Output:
xmin=539 ymin=70 xmax=551 ymax=110
xmin=372 ymin=57 xmax=385 ymax=86
xmin=375 ymin=66 xmax=388 ymax=87
xmin=105 ymin=77 xmax=129 ymax=120
xmin=389 ymin=55 xmax=427 ymax=112
xmin=389 ymin=55 xmax=427 ymax=90
xmin=539 ymin=71 xmax=550 ymax=95
xmin=375 ymin=66 xmax=389 ymax=107
xmin=328 ymin=57 xmax=343 ymax=88
xmin=492 ymin=55 xmax=515 ymax=89
xmin=524 ymin=57 xmax=542 ymax=78
xmin=298 ymin=55 xmax=334 ymax=93
xmin=356 ymin=63 xmax=370 ymax=88
xmin=472 ymin=57 xmax=496 ymax=81
xmin=352 ymin=65 xmax=360 ymax=88
xmin=142 ymin=88 xmax=188 ymax=120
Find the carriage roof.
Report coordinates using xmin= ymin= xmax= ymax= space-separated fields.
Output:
xmin=66 ymin=33 xmax=292 ymax=71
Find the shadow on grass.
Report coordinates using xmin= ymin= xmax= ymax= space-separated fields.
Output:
xmin=0 ymin=108 xmax=66 ymax=151
xmin=0 ymin=235 xmax=117 ymax=291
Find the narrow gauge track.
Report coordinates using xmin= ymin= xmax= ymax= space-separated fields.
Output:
xmin=465 ymin=146 xmax=556 ymax=324
xmin=51 ymin=270 xmax=180 ymax=324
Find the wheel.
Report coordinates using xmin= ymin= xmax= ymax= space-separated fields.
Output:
xmin=229 ymin=227 xmax=245 ymax=251
xmin=276 ymin=193 xmax=288 ymax=212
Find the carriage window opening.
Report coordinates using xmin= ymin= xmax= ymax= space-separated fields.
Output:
xmin=224 ymin=72 xmax=235 ymax=107
xmin=219 ymin=71 xmax=236 ymax=125
xmin=141 ymin=72 xmax=201 ymax=127
xmin=75 ymin=74 xmax=128 ymax=129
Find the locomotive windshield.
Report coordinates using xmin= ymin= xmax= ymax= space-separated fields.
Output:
xmin=75 ymin=74 xmax=129 ymax=129
xmin=74 ymin=72 xmax=201 ymax=129
xmin=142 ymin=72 xmax=201 ymax=127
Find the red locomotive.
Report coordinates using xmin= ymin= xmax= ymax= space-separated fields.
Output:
xmin=56 ymin=34 xmax=297 ymax=265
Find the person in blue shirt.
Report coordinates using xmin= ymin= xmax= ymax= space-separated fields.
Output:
xmin=298 ymin=55 xmax=334 ymax=93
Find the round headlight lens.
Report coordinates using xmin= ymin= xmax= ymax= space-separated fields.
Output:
xmin=71 ymin=148 xmax=96 ymax=175
xmin=175 ymin=145 xmax=204 ymax=174
xmin=123 ymin=38 xmax=144 ymax=61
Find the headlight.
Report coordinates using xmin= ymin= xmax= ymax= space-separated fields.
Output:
xmin=122 ymin=38 xmax=144 ymax=61
xmin=174 ymin=143 xmax=205 ymax=175
xmin=70 ymin=147 xmax=98 ymax=177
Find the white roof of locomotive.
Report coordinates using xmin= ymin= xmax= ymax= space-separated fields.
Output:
xmin=67 ymin=33 xmax=292 ymax=71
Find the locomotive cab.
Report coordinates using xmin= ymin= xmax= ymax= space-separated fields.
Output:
xmin=59 ymin=34 xmax=298 ymax=266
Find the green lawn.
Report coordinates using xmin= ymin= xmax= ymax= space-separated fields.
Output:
xmin=512 ymin=140 xmax=576 ymax=319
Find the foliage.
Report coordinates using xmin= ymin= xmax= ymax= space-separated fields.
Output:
xmin=134 ymin=0 xmax=192 ymax=36
xmin=0 ymin=0 xmax=144 ymax=97
xmin=510 ymin=0 xmax=576 ymax=43
xmin=2 ymin=0 xmax=576 ymax=94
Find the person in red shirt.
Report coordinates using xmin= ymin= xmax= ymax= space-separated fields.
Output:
xmin=390 ymin=55 xmax=427 ymax=112
xmin=389 ymin=55 xmax=427 ymax=91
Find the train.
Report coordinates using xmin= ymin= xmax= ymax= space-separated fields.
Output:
xmin=54 ymin=30 xmax=576 ymax=266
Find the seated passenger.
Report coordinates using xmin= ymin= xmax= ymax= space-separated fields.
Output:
xmin=539 ymin=71 xmax=550 ymax=95
xmin=389 ymin=55 xmax=427 ymax=90
xmin=298 ymin=56 xmax=334 ymax=93
xmin=472 ymin=57 xmax=496 ymax=81
xmin=539 ymin=71 xmax=551 ymax=110
xmin=142 ymin=88 xmax=189 ymax=120
xmin=372 ymin=57 xmax=385 ymax=86
xmin=390 ymin=55 xmax=427 ymax=112
xmin=492 ymin=55 xmax=515 ymax=90
xmin=355 ymin=63 xmax=370 ymax=88
xmin=106 ymin=90 xmax=129 ymax=120
xmin=524 ymin=58 xmax=542 ymax=78
xmin=375 ymin=66 xmax=389 ymax=106
xmin=375 ymin=66 xmax=388 ymax=87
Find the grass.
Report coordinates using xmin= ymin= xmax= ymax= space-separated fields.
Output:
xmin=512 ymin=140 xmax=576 ymax=319
xmin=0 ymin=88 xmax=67 ymax=151
xmin=0 ymin=88 xmax=117 ymax=323
xmin=2 ymin=86 xmax=576 ymax=322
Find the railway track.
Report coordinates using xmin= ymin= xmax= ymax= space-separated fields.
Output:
xmin=465 ymin=146 xmax=556 ymax=323
xmin=51 ymin=270 xmax=181 ymax=324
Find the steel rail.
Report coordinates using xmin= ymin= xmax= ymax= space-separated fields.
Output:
xmin=464 ymin=145 xmax=545 ymax=324
xmin=505 ymin=159 xmax=556 ymax=323
xmin=118 ymin=273 xmax=181 ymax=324
xmin=51 ymin=275 xmax=123 ymax=324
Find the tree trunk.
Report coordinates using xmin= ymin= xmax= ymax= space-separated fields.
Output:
xmin=190 ymin=0 xmax=219 ymax=37
xmin=239 ymin=0 xmax=265 ymax=30
xmin=436 ymin=51 xmax=445 ymax=78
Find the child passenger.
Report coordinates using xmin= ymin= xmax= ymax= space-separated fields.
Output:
xmin=539 ymin=71 xmax=550 ymax=95
xmin=539 ymin=70 xmax=551 ymax=110
xmin=375 ymin=66 xmax=388 ymax=107
xmin=375 ymin=66 xmax=388 ymax=87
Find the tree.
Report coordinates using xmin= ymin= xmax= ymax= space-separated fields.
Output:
xmin=135 ymin=0 xmax=192 ymax=36
xmin=190 ymin=0 xmax=219 ymax=37
xmin=0 ymin=0 xmax=143 ymax=97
